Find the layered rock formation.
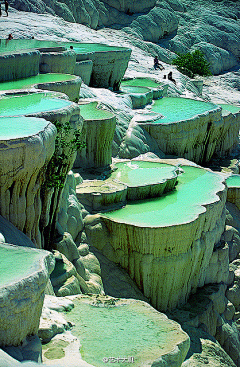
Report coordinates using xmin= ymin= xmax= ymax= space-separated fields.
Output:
xmin=84 ymin=159 xmax=227 ymax=311
xmin=75 ymin=101 xmax=116 ymax=170
xmin=0 ymin=116 xmax=56 ymax=248
xmin=0 ymin=243 xmax=54 ymax=346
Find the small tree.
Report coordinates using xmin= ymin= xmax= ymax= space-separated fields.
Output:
xmin=172 ymin=50 xmax=212 ymax=77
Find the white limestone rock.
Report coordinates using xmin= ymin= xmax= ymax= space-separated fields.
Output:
xmin=0 ymin=244 xmax=55 ymax=347
xmin=102 ymin=0 xmax=156 ymax=13
xmin=123 ymin=6 xmax=179 ymax=43
xmin=0 ymin=50 xmax=40 ymax=82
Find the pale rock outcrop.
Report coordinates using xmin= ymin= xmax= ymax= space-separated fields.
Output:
xmin=88 ymin=48 xmax=131 ymax=90
xmin=74 ymin=60 xmax=93 ymax=86
xmin=142 ymin=104 xmax=240 ymax=165
xmin=50 ymin=243 xmax=104 ymax=296
xmin=39 ymin=50 xmax=76 ymax=74
xmin=0 ymin=117 xmax=56 ymax=248
xmin=118 ymin=117 xmax=165 ymax=159
xmin=36 ymin=75 xmax=82 ymax=102
xmin=57 ymin=171 xmax=84 ymax=241
xmin=75 ymin=102 xmax=116 ymax=170
xmin=123 ymin=6 xmax=179 ymax=43
xmin=0 ymin=243 xmax=55 ymax=347
xmin=2 ymin=335 xmax=42 ymax=364
xmin=0 ymin=215 xmax=36 ymax=248
xmin=191 ymin=42 xmax=239 ymax=75
xmin=0 ymin=50 xmax=40 ymax=82
xmin=102 ymin=0 xmax=156 ymax=13
xmin=182 ymin=327 xmax=237 ymax=367
xmin=169 ymin=283 xmax=240 ymax=365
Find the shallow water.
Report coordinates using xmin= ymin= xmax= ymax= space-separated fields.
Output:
xmin=0 ymin=39 xmax=57 ymax=53
xmin=80 ymin=102 xmax=114 ymax=120
xmin=0 ymin=39 xmax=127 ymax=54
xmin=64 ymin=300 xmax=174 ymax=367
xmin=226 ymin=174 xmax=240 ymax=188
xmin=104 ymin=165 xmax=224 ymax=226
xmin=0 ymin=73 xmax=76 ymax=91
xmin=111 ymin=161 xmax=177 ymax=187
xmin=0 ymin=93 xmax=71 ymax=116
xmin=0 ymin=246 xmax=43 ymax=286
xmin=0 ymin=116 xmax=49 ymax=139
xmin=121 ymin=78 xmax=162 ymax=88
xmin=62 ymin=42 xmax=127 ymax=53
xmin=219 ymin=104 xmax=240 ymax=114
xmin=120 ymin=85 xmax=150 ymax=94
xmin=151 ymin=97 xmax=218 ymax=124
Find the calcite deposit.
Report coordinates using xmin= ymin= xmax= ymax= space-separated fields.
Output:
xmin=84 ymin=160 xmax=227 ymax=311
xmin=0 ymin=116 xmax=56 ymax=248
xmin=75 ymin=101 xmax=116 ymax=170
xmin=0 ymin=243 xmax=55 ymax=346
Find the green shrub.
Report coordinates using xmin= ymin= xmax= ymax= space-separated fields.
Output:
xmin=172 ymin=50 xmax=212 ymax=77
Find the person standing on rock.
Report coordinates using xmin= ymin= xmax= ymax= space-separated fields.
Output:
xmin=4 ymin=0 xmax=9 ymax=16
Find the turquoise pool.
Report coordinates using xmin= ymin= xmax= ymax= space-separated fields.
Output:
xmin=150 ymin=97 xmax=218 ymax=124
xmin=0 ymin=92 xmax=72 ymax=116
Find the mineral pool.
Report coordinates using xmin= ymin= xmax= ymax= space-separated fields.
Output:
xmin=0 ymin=116 xmax=50 ymax=139
xmin=0 ymin=74 xmax=77 ymax=91
xmin=151 ymin=97 xmax=218 ymax=124
xmin=103 ymin=165 xmax=224 ymax=227
xmin=0 ymin=92 xmax=72 ymax=116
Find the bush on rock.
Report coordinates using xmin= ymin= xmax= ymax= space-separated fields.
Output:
xmin=172 ymin=50 xmax=212 ymax=77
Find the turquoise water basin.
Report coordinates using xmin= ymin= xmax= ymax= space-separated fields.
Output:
xmin=64 ymin=298 xmax=185 ymax=367
xmin=0 ymin=73 xmax=77 ymax=91
xmin=120 ymin=85 xmax=150 ymax=94
xmin=0 ymin=39 xmax=58 ymax=53
xmin=0 ymin=39 xmax=128 ymax=54
xmin=80 ymin=102 xmax=114 ymax=120
xmin=150 ymin=97 xmax=218 ymax=124
xmin=226 ymin=174 xmax=240 ymax=188
xmin=0 ymin=245 xmax=44 ymax=286
xmin=111 ymin=161 xmax=178 ymax=187
xmin=62 ymin=42 xmax=128 ymax=53
xmin=0 ymin=116 xmax=50 ymax=139
xmin=121 ymin=78 xmax=162 ymax=88
xmin=0 ymin=92 xmax=72 ymax=116
xmin=219 ymin=104 xmax=240 ymax=114
xmin=103 ymin=165 xmax=224 ymax=227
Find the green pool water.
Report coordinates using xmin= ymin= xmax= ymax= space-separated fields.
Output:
xmin=64 ymin=300 xmax=177 ymax=367
xmin=0 ymin=116 xmax=49 ymax=139
xmin=120 ymin=85 xmax=150 ymax=94
xmin=80 ymin=102 xmax=114 ymax=120
xmin=0 ymin=73 xmax=76 ymax=91
xmin=111 ymin=161 xmax=177 ymax=187
xmin=0 ymin=39 xmax=58 ymax=53
xmin=151 ymin=97 xmax=218 ymax=124
xmin=104 ymin=165 xmax=224 ymax=227
xmin=62 ymin=42 xmax=128 ymax=53
xmin=121 ymin=78 xmax=162 ymax=88
xmin=0 ymin=245 xmax=44 ymax=286
xmin=219 ymin=104 xmax=240 ymax=114
xmin=0 ymin=39 xmax=128 ymax=55
xmin=226 ymin=175 xmax=240 ymax=188
xmin=0 ymin=93 xmax=72 ymax=116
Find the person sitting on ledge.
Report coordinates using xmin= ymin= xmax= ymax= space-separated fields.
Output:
xmin=6 ymin=33 xmax=13 ymax=40
xmin=167 ymin=71 xmax=176 ymax=85
xmin=154 ymin=56 xmax=164 ymax=71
